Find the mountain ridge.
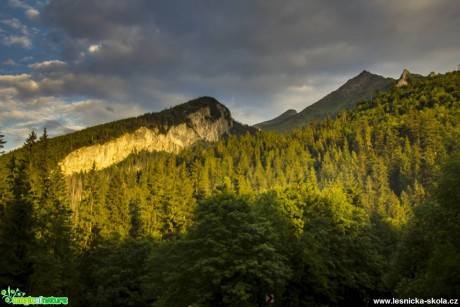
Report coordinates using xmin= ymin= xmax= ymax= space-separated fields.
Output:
xmin=255 ymin=70 xmax=395 ymax=131
xmin=254 ymin=109 xmax=297 ymax=130
xmin=59 ymin=102 xmax=233 ymax=174
xmin=2 ymin=96 xmax=256 ymax=174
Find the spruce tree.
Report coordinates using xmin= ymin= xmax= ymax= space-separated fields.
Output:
xmin=23 ymin=131 xmax=37 ymax=171
xmin=0 ymin=132 xmax=5 ymax=154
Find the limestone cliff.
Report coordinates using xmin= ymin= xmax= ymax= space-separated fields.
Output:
xmin=59 ymin=104 xmax=232 ymax=175
xmin=396 ymin=69 xmax=410 ymax=87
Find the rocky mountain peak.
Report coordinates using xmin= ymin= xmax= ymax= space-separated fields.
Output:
xmin=397 ymin=69 xmax=411 ymax=87
xmin=358 ymin=70 xmax=372 ymax=76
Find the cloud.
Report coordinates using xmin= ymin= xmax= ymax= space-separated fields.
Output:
xmin=1 ymin=17 xmax=33 ymax=49
xmin=2 ymin=35 xmax=32 ymax=48
xmin=0 ymin=78 xmax=146 ymax=149
xmin=8 ymin=0 xmax=41 ymax=21
xmin=88 ymin=44 xmax=101 ymax=53
xmin=9 ymin=0 xmax=30 ymax=9
xmin=42 ymin=1 xmax=459 ymax=83
xmin=0 ymin=71 xmax=121 ymax=100
xmin=29 ymin=60 xmax=66 ymax=70
xmin=1 ymin=18 xmax=29 ymax=35
xmin=0 ymin=74 xmax=39 ymax=94
xmin=26 ymin=8 xmax=40 ymax=21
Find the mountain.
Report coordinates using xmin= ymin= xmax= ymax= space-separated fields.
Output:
xmin=256 ymin=70 xmax=395 ymax=131
xmin=3 ymin=96 xmax=255 ymax=175
xmin=253 ymin=109 xmax=297 ymax=130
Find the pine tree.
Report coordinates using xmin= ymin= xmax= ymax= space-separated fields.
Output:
xmin=37 ymin=128 xmax=52 ymax=176
xmin=23 ymin=130 xmax=38 ymax=171
xmin=0 ymin=132 xmax=5 ymax=154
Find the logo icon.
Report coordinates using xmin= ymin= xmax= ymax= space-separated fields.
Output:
xmin=1 ymin=286 xmax=26 ymax=304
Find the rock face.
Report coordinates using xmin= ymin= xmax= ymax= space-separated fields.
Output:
xmin=397 ymin=69 xmax=411 ymax=87
xmin=59 ymin=105 xmax=232 ymax=175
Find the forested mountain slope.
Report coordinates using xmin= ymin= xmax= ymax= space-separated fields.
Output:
xmin=256 ymin=70 xmax=395 ymax=131
xmin=0 ymin=96 xmax=255 ymax=174
xmin=0 ymin=71 xmax=459 ymax=306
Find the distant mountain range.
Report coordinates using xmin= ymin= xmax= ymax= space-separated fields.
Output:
xmin=254 ymin=69 xmax=434 ymax=132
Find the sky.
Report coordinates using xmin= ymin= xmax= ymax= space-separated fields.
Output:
xmin=0 ymin=0 xmax=459 ymax=151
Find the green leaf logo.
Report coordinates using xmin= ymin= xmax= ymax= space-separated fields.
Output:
xmin=1 ymin=286 xmax=26 ymax=304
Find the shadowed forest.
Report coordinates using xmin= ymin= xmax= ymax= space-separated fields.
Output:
xmin=0 ymin=72 xmax=459 ymax=306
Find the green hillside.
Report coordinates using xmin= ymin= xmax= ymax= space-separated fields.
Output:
xmin=0 ymin=96 xmax=255 ymax=165
xmin=258 ymin=70 xmax=394 ymax=131
xmin=0 ymin=71 xmax=459 ymax=305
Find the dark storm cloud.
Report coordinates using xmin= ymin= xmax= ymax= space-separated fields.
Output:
xmin=40 ymin=0 xmax=459 ymax=105
xmin=43 ymin=0 xmax=459 ymax=71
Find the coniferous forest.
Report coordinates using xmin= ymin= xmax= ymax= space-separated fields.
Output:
xmin=0 ymin=71 xmax=459 ymax=306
